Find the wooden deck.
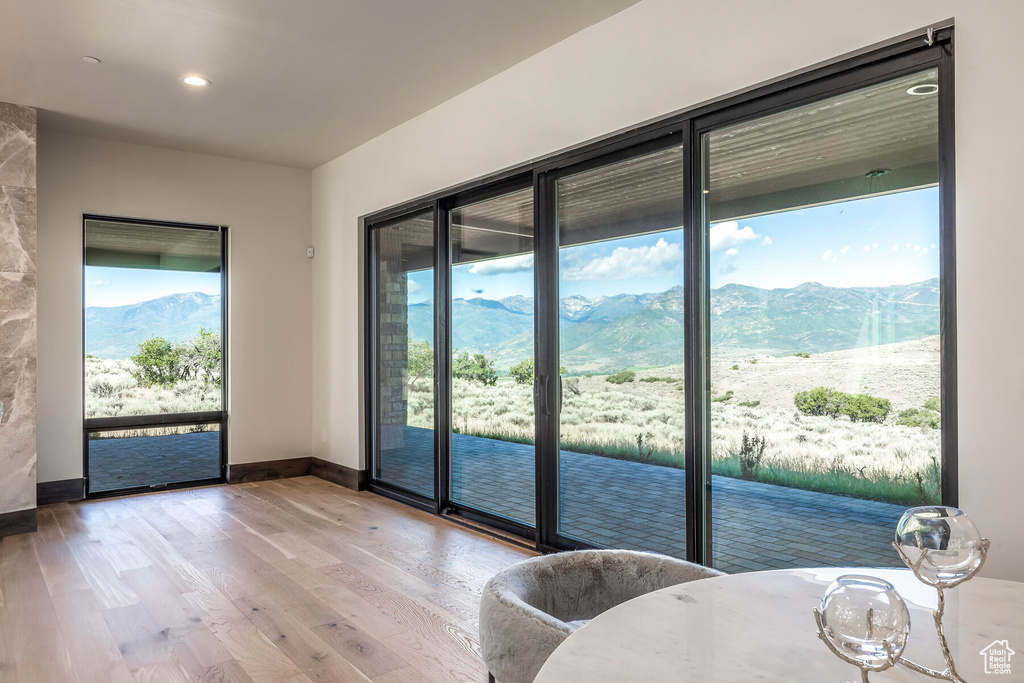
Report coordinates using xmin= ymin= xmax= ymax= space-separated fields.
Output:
xmin=0 ymin=476 xmax=534 ymax=682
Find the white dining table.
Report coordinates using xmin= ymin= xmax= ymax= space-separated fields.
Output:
xmin=533 ymin=568 xmax=1024 ymax=682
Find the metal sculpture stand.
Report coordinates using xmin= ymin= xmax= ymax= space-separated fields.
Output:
xmin=814 ymin=535 xmax=990 ymax=682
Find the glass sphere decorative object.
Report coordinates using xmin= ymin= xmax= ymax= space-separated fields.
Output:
xmin=819 ymin=575 xmax=911 ymax=669
xmin=895 ymin=506 xmax=985 ymax=585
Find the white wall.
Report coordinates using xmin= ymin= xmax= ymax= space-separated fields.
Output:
xmin=38 ymin=131 xmax=313 ymax=482
xmin=312 ymin=0 xmax=1024 ymax=580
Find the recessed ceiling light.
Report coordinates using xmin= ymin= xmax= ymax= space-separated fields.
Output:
xmin=907 ymin=84 xmax=938 ymax=96
xmin=81 ymin=56 xmax=101 ymax=64
xmin=181 ymin=75 xmax=211 ymax=87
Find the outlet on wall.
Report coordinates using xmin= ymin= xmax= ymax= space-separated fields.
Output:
xmin=321 ymin=429 xmax=328 ymax=444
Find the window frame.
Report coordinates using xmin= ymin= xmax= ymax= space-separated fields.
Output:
xmin=362 ymin=26 xmax=956 ymax=563
xmin=81 ymin=214 xmax=229 ymax=499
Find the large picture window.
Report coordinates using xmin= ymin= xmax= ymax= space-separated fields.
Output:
xmin=365 ymin=29 xmax=954 ymax=571
xmin=84 ymin=217 xmax=226 ymax=495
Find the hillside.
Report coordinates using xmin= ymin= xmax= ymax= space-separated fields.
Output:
xmin=86 ymin=292 xmax=221 ymax=358
xmin=87 ymin=278 xmax=939 ymax=370
xmin=409 ymin=278 xmax=939 ymax=372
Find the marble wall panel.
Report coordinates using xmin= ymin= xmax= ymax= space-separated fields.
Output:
xmin=0 ymin=103 xmax=36 ymax=190
xmin=0 ymin=358 xmax=35 ymax=511
xmin=0 ymin=186 xmax=36 ymax=272
xmin=0 ymin=102 xmax=36 ymax=521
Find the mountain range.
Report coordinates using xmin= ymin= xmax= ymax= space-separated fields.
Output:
xmin=409 ymin=278 xmax=939 ymax=372
xmin=86 ymin=292 xmax=221 ymax=358
xmin=86 ymin=279 xmax=939 ymax=371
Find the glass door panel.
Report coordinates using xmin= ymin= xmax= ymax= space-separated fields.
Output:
xmin=555 ymin=142 xmax=687 ymax=554
xmin=703 ymin=70 xmax=941 ymax=572
xmin=372 ymin=211 xmax=436 ymax=497
xmin=450 ymin=187 xmax=536 ymax=525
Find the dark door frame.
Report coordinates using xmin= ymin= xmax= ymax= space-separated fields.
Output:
xmin=82 ymin=214 xmax=229 ymax=499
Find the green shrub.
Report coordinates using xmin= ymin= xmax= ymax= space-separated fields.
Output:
xmin=794 ymin=387 xmax=846 ymax=418
xmin=406 ymin=339 xmax=434 ymax=389
xmin=635 ymin=433 xmax=654 ymax=462
xmin=640 ymin=376 xmax=679 ymax=383
xmin=738 ymin=399 xmax=760 ymax=408
xmin=793 ymin=351 xmax=811 ymax=359
xmin=712 ymin=390 xmax=734 ymax=403
xmin=896 ymin=407 xmax=941 ymax=429
xmin=509 ymin=358 xmax=534 ymax=385
xmin=731 ymin=364 xmax=739 ymax=370
xmin=924 ymin=396 xmax=941 ymax=412
xmin=794 ymin=386 xmax=891 ymax=423
xmin=177 ymin=327 xmax=222 ymax=387
xmin=131 ymin=337 xmax=181 ymax=387
xmin=606 ymin=370 xmax=636 ymax=384
xmin=842 ymin=393 xmax=891 ymax=423
xmin=453 ymin=351 xmax=498 ymax=386
xmin=738 ymin=431 xmax=767 ymax=480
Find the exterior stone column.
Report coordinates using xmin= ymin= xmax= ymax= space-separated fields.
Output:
xmin=0 ymin=102 xmax=37 ymax=536
xmin=377 ymin=231 xmax=410 ymax=451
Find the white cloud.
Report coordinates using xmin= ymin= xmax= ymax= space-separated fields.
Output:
xmin=87 ymin=279 xmax=111 ymax=287
xmin=914 ymin=245 xmax=921 ymax=251
xmin=930 ymin=243 xmax=937 ymax=249
xmin=710 ymin=221 xmax=761 ymax=252
xmin=892 ymin=245 xmax=899 ymax=251
xmin=906 ymin=242 xmax=912 ymax=248
xmin=863 ymin=245 xmax=871 ymax=252
xmin=725 ymin=247 xmax=739 ymax=257
xmin=822 ymin=249 xmax=832 ymax=260
xmin=872 ymin=242 xmax=879 ymax=249
xmin=922 ymin=247 xmax=929 ymax=254
xmin=407 ymin=279 xmax=422 ymax=293
xmin=840 ymin=246 xmax=850 ymax=254
xmin=562 ymin=238 xmax=682 ymax=281
xmin=469 ymin=253 xmax=534 ymax=275
xmin=762 ymin=236 xmax=773 ymax=246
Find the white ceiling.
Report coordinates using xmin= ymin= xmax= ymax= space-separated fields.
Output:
xmin=1 ymin=0 xmax=640 ymax=169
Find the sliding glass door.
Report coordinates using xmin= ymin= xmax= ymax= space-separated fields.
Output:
xmin=366 ymin=34 xmax=955 ymax=571
xmin=370 ymin=210 xmax=436 ymax=499
xmin=551 ymin=140 xmax=687 ymax=553
xmin=84 ymin=217 xmax=226 ymax=496
xmin=449 ymin=186 xmax=537 ymax=526
xmin=701 ymin=69 xmax=945 ymax=572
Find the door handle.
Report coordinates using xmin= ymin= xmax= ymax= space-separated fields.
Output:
xmin=537 ymin=375 xmax=550 ymax=416
xmin=557 ymin=375 xmax=563 ymax=414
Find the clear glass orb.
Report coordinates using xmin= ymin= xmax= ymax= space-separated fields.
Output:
xmin=895 ymin=506 xmax=985 ymax=585
xmin=819 ymin=575 xmax=910 ymax=668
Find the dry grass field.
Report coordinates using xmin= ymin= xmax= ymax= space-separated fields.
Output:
xmin=85 ymin=357 xmax=222 ymax=418
xmin=408 ymin=337 xmax=942 ymax=504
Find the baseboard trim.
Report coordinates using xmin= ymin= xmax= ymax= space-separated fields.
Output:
xmin=226 ymin=456 xmax=367 ymax=491
xmin=0 ymin=508 xmax=37 ymax=538
xmin=37 ymin=478 xmax=86 ymax=505
xmin=228 ymin=457 xmax=312 ymax=483
xmin=311 ymin=458 xmax=367 ymax=491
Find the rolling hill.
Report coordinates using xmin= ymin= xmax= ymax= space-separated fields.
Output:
xmin=86 ymin=292 xmax=221 ymax=359
xmin=86 ymin=278 xmax=939 ymax=371
xmin=409 ymin=278 xmax=939 ymax=372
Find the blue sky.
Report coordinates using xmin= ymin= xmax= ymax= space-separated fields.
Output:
xmin=408 ymin=186 xmax=940 ymax=303
xmin=85 ymin=266 xmax=221 ymax=307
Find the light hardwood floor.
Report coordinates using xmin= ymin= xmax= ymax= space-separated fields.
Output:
xmin=0 ymin=476 xmax=535 ymax=682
